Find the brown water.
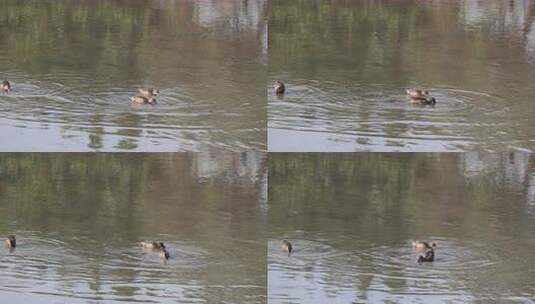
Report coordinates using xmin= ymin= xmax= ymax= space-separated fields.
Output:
xmin=268 ymin=153 xmax=535 ymax=303
xmin=0 ymin=0 xmax=267 ymax=151
xmin=268 ymin=0 xmax=535 ymax=152
xmin=0 ymin=153 xmax=267 ymax=303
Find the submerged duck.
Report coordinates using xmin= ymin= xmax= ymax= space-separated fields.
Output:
xmin=1 ymin=80 xmax=11 ymax=92
xmin=138 ymin=88 xmax=159 ymax=97
xmin=4 ymin=235 xmax=16 ymax=249
xmin=131 ymin=95 xmax=157 ymax=105
xmin=406 ymin=88 xmax=436 ymax=105
xmin=417 ymin=248 xmax=435 ymax=263
xmin=274 ymin=81 xmax=285 ymax=95
xmin=281 ymin=240 xmax=292 ymax=257
xmin=412 ymin=241 xmax=436 ymax=251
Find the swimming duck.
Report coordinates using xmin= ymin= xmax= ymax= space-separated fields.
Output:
xmin=417 ymin=248 xmax=435 ymax=263
xmin=281 ymin=240 xmax=292 ymax=257
xmin=274 ymin=81 xmax=285 ymax=95
xmin=141 ymin=241 xmax=166 ymax=250
xmin=406 ymin=88 xmax=436 ymax=105
xmin=4 ymin=235 xmax=16 ymax=249
xmin=412 ymin=241 xmax=436 ymax=251
xmin=138 ymin=88 xmax=159 ymax=97
xmin=160 ymin=249 xmax=170 ymax=260
xmin=1 ymin=80 xmax=11 ymax=92
xmin=131 ymin=95 xmax=157 ymax=105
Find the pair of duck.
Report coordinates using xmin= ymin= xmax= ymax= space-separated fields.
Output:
xmin=6 ymin=235 xmax=169 ymax=260
xmin=273 ymin=81 xmax=437 ymax=105
xmin=141 ymin=240 xmax=170 ymax=260
xmin=412 ymin=241 xmax=436 ymax=263
xmin=280 ymin=239 xmax=436 ymax=263
xmin=131 ymin=88 xmax=159 ymax=105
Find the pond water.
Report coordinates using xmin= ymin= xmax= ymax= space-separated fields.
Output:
xmin=269 ymin=0 xmax=535 ymax=152
xmin=0 ymin=0 xmax=267 ymax=151
xmin=268 ymin=153 xmax=535 ymax=303
xmin=0 ymin=153 xmax=267 ymax=303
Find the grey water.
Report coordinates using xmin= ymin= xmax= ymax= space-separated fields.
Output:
xmin=269 ymin=153 xmax=535 ymax=303
xmin=269 ymin=0 xmax=535 ymax=152
xmin=0 ymin=153 xmax=267 ymax=303
xmin=0 ymin=0 xmax=267 ymax=151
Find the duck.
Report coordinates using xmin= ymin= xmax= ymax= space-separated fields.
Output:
xmin=138 ymin=88 xmax=159 ymax=97
xmin=4 ymin=235 xmax=16 ymax=249
xmin=274 ymin=81 xmax=285 ymax=95
xmin=141 ymin=241 xmax=166 ymax=250
xmin=412 ymin=241 xmax=436 ymax=251
xmin=406 ymin=88 xmax=436 ymax=105
xmin=417 ymin=248 xmax=435 ymax=263
xmin=281 ymin=240 xmax=292 ymax=257
xmin=1 ymin=80 xmax=11 ymax=92
xmin=131 ymin=95 xmax=157 ymax=105
xmin=160 ymin=249 xmax=170 ymax=260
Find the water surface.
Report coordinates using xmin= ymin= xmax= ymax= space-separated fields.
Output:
xmin=269 ymin=0 xmax=535 ymax=152
xmin=269 ymin=153 xmax=535 ymax=303
xmin=0 ymin=153 xmax=267 ymax=303
xmin=0 ymin=0 xmax=267 ymax=151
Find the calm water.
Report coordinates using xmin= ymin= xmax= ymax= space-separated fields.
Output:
xmin=0 ymin=0 xmax=267 ymax=152
xmin=269 ymin=0 xmax=535 ymax=152
xmin=269 ymin=153 xmax=535 ymax=303
xmin=0 ymin=153 xmax=267 ymax=303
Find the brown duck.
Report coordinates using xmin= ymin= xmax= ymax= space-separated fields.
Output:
xmin=281 ymin=240 xmax=292 ymax=257
xmin=141 ymin=241 xmax=169 ymax=260
xmin=406 ymin=88 xmax=436 ymax=105
xmin=1 ymin=80 xmax=11 ymax=92
xmin=274 ymin=81 xmax=285 ymax=95
xmin=4 ymin=235 xmax=16 ymax=249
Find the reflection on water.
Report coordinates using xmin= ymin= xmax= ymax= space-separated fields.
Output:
xmin=268 ymin=0 xmax=535 ymax=152
xmin=0 ymin=153 xmax=267 ymax=303
xmin=0 ymin=0 xmax=267 ymax=151
xmin=268 ymin=153 xmax=535 ymax=303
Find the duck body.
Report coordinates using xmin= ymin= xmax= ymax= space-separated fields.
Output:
xmin=138 ymin=88 xmax=159 ymax=97
xmin=406 ymin=88 xmax=436 ymax=105
xmin=412 ymin=241 xmax=436 ymax=251
xmin=281 ymin=240 xmax=292 ymax=256
xmin=141 ymin=241 xmax=166 ymax=250
xmin=4 ymin=235 xmax=16 ymax=248
xmin=417 ymin=248 xmax=435 ymax=263
xmin=274 ymin=81 xmax=285 ymax=95
xmin=1 ymin=80 xmax=11 ymax=92
xmin=131 ymin=95 xmax=157 ymax=105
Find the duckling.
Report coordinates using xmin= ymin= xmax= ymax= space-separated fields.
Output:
xmin=131 ymin=95 xmax=157 ymax=105
xmin=406 ymin=88 xmax=436 ymax=105
xmin=274 ymin=81 xmax=285 ymax=95
xmin=417 ymin=248 xmax=435 ymax=263
xmin=138 ymin=88 xmax=159 ymax=97
xmin=412 ymin=241 xmax=436 ymax=251
xmin=1 ymin=80 xmax=11 ymax=92
xmin=281 ymin=240 xmax=292 ymax=257
xmin=4 ymin=235 xmax=16 ymax=249
xmin=141 ymin=241 xmax=166 ymax=250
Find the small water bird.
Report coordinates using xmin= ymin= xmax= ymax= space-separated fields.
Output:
xmin=4 ymin=235 xmax=16 ymax=249
xmin=131 ymin=95 xmax=157 ymax=105
xmin=141 ymin=241 xmax=169 ymax=260
xmin=274 ymin=81 xmax=285 ymax=95
xmin=417 ymin=248 xmax=435 ymax=263
xmin=131 ymin=87 xmax=158 ymax=104
xmin=406 ymin=88 xmax=436 ymax=105
xmin=412 ymin=241 xmax=436 ymax=251
xmin=1 ymin=80 xmax=11 ymax=92
xmin=281 ymin=240 xmax=292 ymax=257
xmin=138 ymin=88 xmax=159 ymax=97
